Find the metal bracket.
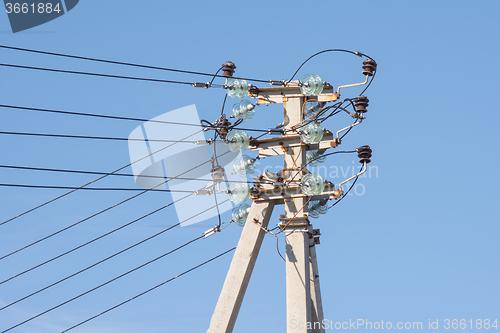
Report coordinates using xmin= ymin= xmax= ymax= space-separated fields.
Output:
xmin=249 ymin=131 xmax=338 ymax=158
xmin=248 ymin=84 xmax=339 ymax=105
xmin=251 ymin=182 xmax=341 ymax=203
xmin=278 ymin=215 xmax=309 ymax=229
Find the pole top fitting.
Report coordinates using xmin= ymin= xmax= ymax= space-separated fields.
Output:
xmin=222 ymin=61 xmax=236 ymax=77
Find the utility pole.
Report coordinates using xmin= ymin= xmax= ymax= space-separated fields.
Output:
xmin=207 ymin=82 xmax=343 ymax=333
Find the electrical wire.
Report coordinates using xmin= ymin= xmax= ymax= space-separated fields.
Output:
xmin=201 ymin=120 xmax=272 ymax=134
xmin=328 ymin=165 xmax=363 ymax=209
xmin=278 ymin=197 xmax=312 ymax=234
xmin=340 ymin=119 xmax=359 ymax=140
xmin=1 ymin=217 xmax=231 ymax=312
xmin=0 ymin=149 xmax=232 ymax=262
xmin=286 ymin=99 xmax=349 ymax=133
xmin=0 ymin=44 xmax=269 ymax=83
xmin=0 ymin=130 xmax=203 ymax=143
xmin=0 ymin=104 xmax=274 ymax=136
xmin=0 ymin=104 xmax=202 ymax=127
xmin=0 ymin=226 xmax=205 ymax=311
xmin=0 ymin=128 xmax=204 ymax=227
xmin=287 ymin=150 xmax=357 ymax=184
xmin=287 ymin=49 xmax=373 ymax=83
xmin=0 ymin=164 xmax=262 ymax=185
xmin=0 ymin=184 xmax=194 ymax=192
xmin=208 ymin=66 xmax=224 ymax=86
xmin=212 ymin=94 xmax=228 ymax=229
xmin=317 ymin=99 xmax=355 ymax=124
xmin=251 ymin=220 xmax=286 ymax=262
xmin=0 ymin=63 xmax=198 ymax=85
xmin=0 ymin=193 xmax=187 ymax=285
xmin=359 ymin=67 xmax=376 ymax=96
xmin=60 ymin=247 xmax=236 ymax=333
xmin=0 ymin=197 xmax=228 ymax=287
xmin=0 ymin=227 xmax=232 ymax=332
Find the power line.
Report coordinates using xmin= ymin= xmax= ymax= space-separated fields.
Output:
xmin=0 ymin=130 xmax=201 ymax=143
xmin=0 ymin=232 xmax=205 ymax=311
xmin=287 ymin=48 xmax=373 ymax=82
xmin=0 ymin=149 xmax=231 ymax=262
xmin=0 ymin=217 xmax=231 ymax=311
xmin=0 ymin=164 xmax=263 ymax=185
xmin=61 ymin=247 xmax=236 ymax=333
xmin=0 ymin=183 xmax=193 ymax=192
xmin=0 ymin=231 xmax=232 ymax=332
xmin=0 ymin=104 xmax=276 ymax=134
xmin=0 ymin=104 xmax=201 ymax=127
xmin=0 ymin=193 xmax=187 ymax=284
xmin=0 ymin=128 xmax=203 ymax=227
xmin=0 ymin=63 xmax=197 ymax=85
xmin=0 ymin=196 xmax=227 ymax=287
xmin=0 ymin=44 xmax=269 ymax=83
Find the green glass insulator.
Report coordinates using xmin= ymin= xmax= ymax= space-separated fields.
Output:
xmin=309 ymin=200 xmax=321 ymax=218
xmin=307 ymin=150 xmax=326 ymax=166
xmin=233 ymin=155 xmax=257 ymax=177
xmin=225 ymin=130 xmax=250 ymax=152
xmin=317 ymin=202 xmax=328 ymax=214
xmin=304 ymin=101 xmax=321 ymax=118
xmin=308 ymin=200 xmax=329 ymax=218
xmin=300 ymin=74 xmax=324 ymax=96
xmin=232 ymin=203 xmax=251 ymax=227
xmin=312 ymin=74 xmax=324 ymax=95
xmin=301 ymin=173 xmax=325 ymax=196
xmin=232 ymin=99 xmax=255 ymax=120
xmin=299 ymin=122 xmax=324 ymax=144
xmin=228 ymin=182 xmax=251 ymax=203
xmin=226 ymin=78 xmax=249 ymax=98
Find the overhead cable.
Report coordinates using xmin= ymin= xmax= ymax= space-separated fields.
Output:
xmin=61 ymin=247 xmax=236 ymax=333
xmin=0 ymin=128 xmax=204 ymax=227
xmin=0 ymin=44 xmax=269 ymax=83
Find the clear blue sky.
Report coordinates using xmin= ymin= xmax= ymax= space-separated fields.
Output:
xmin=0 ymin=1 xmax=499 ymax=332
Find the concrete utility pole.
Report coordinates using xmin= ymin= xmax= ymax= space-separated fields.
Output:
xmin=207 ymin=83 xmax=343 ymax=333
